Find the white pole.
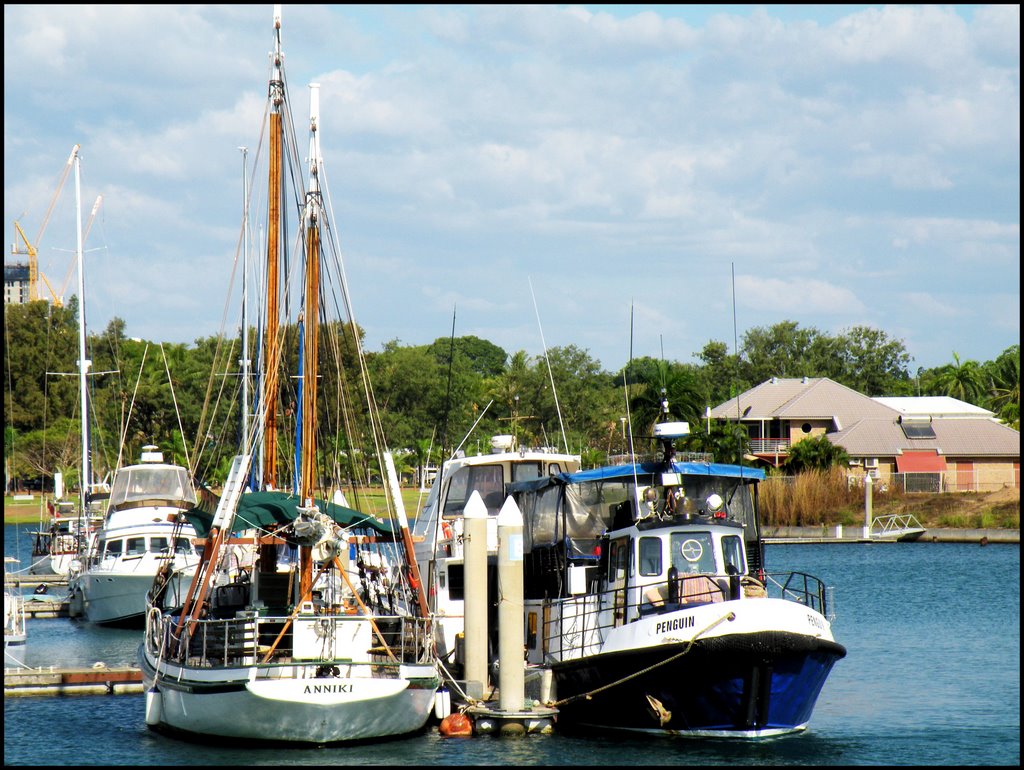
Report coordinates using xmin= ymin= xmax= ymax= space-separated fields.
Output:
xmin=73 ymin=146 xmax=90 ymax=518
xmin=863 ymin=473 xmax=873 ymax=538
xmin=497 ymin=496 xmax=525 ymax=713
xmin=463 ymin=491 xmax=489 ymax=696
xmin=240 ymin=146 xmax=250 ymax=449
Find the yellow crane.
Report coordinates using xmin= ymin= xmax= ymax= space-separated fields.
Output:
xmin=10 ymin=144 xmax=80 ymax=306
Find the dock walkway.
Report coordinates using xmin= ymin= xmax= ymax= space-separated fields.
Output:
xmin=5 ymin=666 xmax=143 ymax=696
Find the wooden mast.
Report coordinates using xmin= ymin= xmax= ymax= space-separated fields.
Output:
xmin=261 ymin=6 xmax=284 ymax=491
xmin=297 ymin=83 xmax=322 ymax=602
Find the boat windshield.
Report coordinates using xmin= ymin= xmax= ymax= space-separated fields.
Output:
xmin=443 ymin=464 xmax=505 ymax=516
xmin=108 ymin=466 xmax=197 ymax=510
xmin=670 ymin=531 xmax=716 ymax=575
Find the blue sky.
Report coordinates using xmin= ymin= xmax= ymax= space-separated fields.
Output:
xmin=3 ymin=4 xmax=1019 ymax=374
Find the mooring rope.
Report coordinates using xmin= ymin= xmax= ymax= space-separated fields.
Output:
xmin=549 ymin=610 xmax=736 ymax=708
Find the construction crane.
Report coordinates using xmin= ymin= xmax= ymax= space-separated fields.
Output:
xmin=10 ymin=144 xmax=80 ymax=306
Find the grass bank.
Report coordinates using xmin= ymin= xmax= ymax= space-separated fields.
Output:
xmin=759 ymin=468 xmax=1020 ymax=530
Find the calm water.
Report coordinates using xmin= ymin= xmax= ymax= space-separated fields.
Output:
xmin=4 ymin=523 xmax=1020 ymax=766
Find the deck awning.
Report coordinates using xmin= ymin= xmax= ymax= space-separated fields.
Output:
xmin=895 ymin=451 xmax=948 ymax=473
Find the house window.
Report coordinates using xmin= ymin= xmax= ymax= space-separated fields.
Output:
xmin=801 ymin=423 xmax=812 ymax=434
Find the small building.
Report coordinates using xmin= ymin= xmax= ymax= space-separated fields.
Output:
xmin=710 ymin=377 xmax=1020 ymax=492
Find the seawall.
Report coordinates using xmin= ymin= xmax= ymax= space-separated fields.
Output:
xmin=762 ymin=525 xmax=1019 ymax=544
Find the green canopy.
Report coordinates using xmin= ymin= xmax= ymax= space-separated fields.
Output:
xmin=186 ymin=489 xmax=395 ymax=539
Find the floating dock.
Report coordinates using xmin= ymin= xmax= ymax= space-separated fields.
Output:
xmin=4 ymin=666 xmax=143 ymax=696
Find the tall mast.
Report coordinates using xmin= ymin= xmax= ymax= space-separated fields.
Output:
xmin=298 ymin=83 xmax=322 ymax=601
xmin=72 ymin=146 xmax=90 ymax=518
xmin=240 ymin=146 xmax=251 ymax=451
xmin=261 ymin=4 xmax=284 ymax=491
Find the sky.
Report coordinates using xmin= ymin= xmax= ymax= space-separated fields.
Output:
xmin=3 ymin=4 xmax=1020 ymax=376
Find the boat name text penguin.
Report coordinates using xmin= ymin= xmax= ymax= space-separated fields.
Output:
xmin=654 ymin=616 xmax=695 ymax=634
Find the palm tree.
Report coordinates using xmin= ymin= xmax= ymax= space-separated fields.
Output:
xmin=934 ymin=352 xmax=986 ymax=405
xmin=627 ymin=360 xmax=703 ymax=436
xmin=987 ymin=346 xmax=1020 ymax=429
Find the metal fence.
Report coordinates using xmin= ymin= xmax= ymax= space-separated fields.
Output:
xmin=765 ymin=473 xmax=1018 ymax=495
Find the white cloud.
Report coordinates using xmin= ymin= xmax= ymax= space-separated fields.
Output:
xmin=3 ymin=4 xmax=1018 ymax=373
xmin=736 ymin=276 xmax=866 ymax=315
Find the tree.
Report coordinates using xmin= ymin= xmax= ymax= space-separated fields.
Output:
xmin=740 ymin=321 xmax=833 ymax=384
xmin=682 ymin=420 xmax=751 ymax=465
xmin=833 ymin=326 xmax=911 ymax=395
xmin=626 ymin=357 xmax=704 ymax=436
xmin=427 ymin=335 xmax=508 ymax=378
xmin=695 ymin=340 xmax=748 ymax=406
xmin=933 ymin=351 xmax=986 ymax=405
xmin=986 ymin=345 xmax=1020 ymax=429
xmin=783 ymin=435 xmax=850 ymax=473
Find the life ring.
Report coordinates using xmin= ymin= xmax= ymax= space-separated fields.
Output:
xmin=441 ymin=521 xmax=454 ymax=541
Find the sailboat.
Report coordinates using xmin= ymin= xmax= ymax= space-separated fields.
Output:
xmin=139 ymin=6 xmax=438 ymax=744
xmin=24 ymin=146 xmax=105 ymax=578
xmin=54 ymin=146 xmax=201 ymax=627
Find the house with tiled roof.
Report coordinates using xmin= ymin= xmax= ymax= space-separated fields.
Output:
xmin=710 ymin=378 xmax=1020 ymax=492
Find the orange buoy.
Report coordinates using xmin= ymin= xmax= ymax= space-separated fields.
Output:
xmin=439 ymin=712 xmax=473 ymax=737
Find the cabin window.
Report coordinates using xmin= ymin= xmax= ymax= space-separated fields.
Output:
xmin=126 ymin=537 xmax=147 ymax=556
xmin=447 ymin=564 xmax=465 ymax=600
xmin=150 ymin=537 xmax=169 ymax=553
xmin=610 ymin=538 xmax=629 ymax=582
xmin=174 ymin=537 xmax=191 ymax=554
xmin=669 ymin=532 xmax=715 ymax=575
xmin=722 ymin=535 xmax=745 ymax=575
xmin=104 ymin=539 xmax=123 ymax=558
xmin=511 ymin=462 xmax=543 ymax=483
xmin=444 ymin=465 xmax=505 ymax=516
xmin=639 ymin=537 xmax=662 ymax=576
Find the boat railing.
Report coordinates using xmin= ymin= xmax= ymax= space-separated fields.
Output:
xmin=540 ymin=574 xmax=737 ymax=661
xmin=540 ymin=569 xmax=832 ymax=660
xmin=763 ymin=571 xmax=829 ymax=617
xmin=147 ymin=608 xmax=433 ymax=670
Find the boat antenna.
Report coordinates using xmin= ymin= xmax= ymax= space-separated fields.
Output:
xmin=438 ymin=305 xmax=457 ymax=461
xmin=731 ymin=262 xmax=744 ymax=480
xmin=449 ymin=399 xmax=494 ymax=460
xmin=625 ymin=301 xmax=642 ymax=518
xmin=528 ymin=276 xmax=569 ymax=453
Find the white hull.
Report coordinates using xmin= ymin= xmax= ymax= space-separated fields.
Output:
xmin=28 ymin=551 xmax=78 ymax=578
xmin=4 ymin=635 xmax=27 ymax=666
xmin=5 ymin=588 xmax=28 ymax=666
xmin=72 ymin=559 xmax=195 ymax=626
xmin=141 ymin=654 xmax=437 ymax=743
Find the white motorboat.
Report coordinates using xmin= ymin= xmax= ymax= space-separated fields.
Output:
xmin=68 ymin=446 xmax=200 ymax=627
xmin=411 ymin=433 xmax=582 ymax=663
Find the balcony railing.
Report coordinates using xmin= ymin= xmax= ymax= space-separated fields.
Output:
xmin=749 ymin=438 xmax=792 ymax=454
